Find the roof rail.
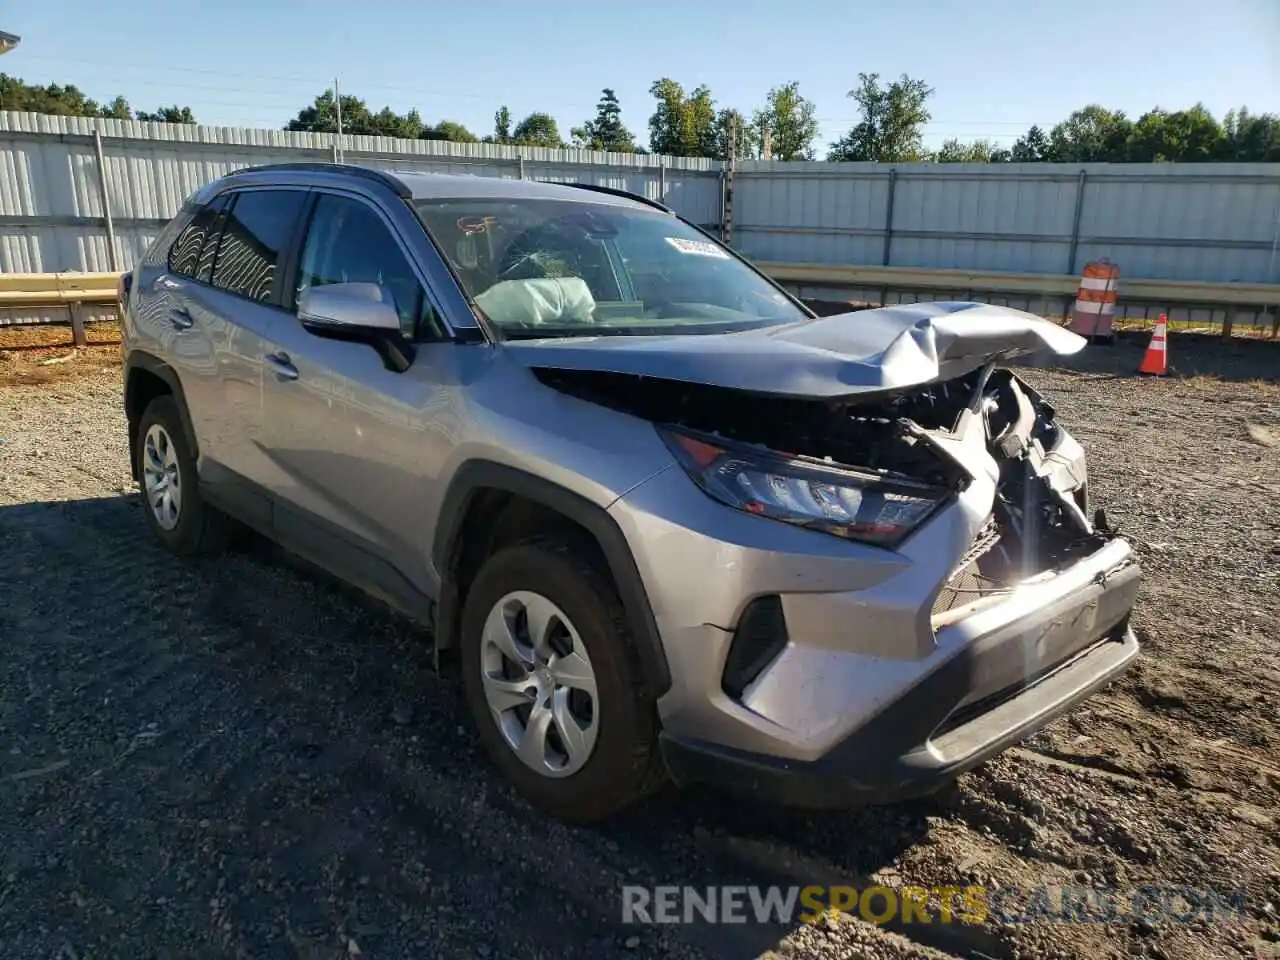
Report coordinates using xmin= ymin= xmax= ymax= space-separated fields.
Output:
xmin=560 ymin=181 xmax=673 ymax=214
xmin=234 ymin=162 xmax=410 ymax=198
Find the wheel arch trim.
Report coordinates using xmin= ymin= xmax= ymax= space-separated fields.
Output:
xmin=432 ymin=460 xmax=672 ymax=698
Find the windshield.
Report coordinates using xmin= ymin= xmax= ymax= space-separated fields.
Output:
xmin=412 ymin=197 xmax=808 ymax=338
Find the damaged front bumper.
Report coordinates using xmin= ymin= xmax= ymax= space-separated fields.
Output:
xmin=603 ymin=363 xmax=1143 ymax=808
xmin=658 ymin=537 xmax=1140 ymax=808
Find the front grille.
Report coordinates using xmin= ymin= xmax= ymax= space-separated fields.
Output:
xmin=931 ymin=520 xmax=1009 ymax=618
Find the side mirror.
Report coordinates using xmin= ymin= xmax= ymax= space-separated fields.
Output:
xmin=297 ymin=282 xmax=414 ymax=372
xmin=298 ymin=282 xmax=402 ymax=332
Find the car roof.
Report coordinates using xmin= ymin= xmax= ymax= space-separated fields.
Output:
xmin=226 ymin=162 xmax=665 ymax=212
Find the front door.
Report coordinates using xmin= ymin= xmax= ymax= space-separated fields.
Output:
xmin=257 ymin=190 xmax=457 ymax=613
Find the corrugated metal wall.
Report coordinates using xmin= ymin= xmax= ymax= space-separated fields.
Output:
xmin=0 ymin=111 xmax=724 ymax=273
xmin=733 ymin=161 xmax=1280 ymax=284
xmin=2 ymin=111 xmax=1278 ymax=288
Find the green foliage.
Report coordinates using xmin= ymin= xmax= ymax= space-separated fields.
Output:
xmin=421 ymin=120 xmax=478 ymax=143
xmin=711 ymin=108 xmax=755 ymax=161
xmin=510 ymin=112 xmax=564 ymax=148
xmin=826 ymin=73 xmax=934 ymax=162
xmin=3 ymin=70 xmax=1278 ymax=165
xmin=751 ymin=82 xmax=818 ymax=161
xmin=286 ymin=90 xmax=424 ymax=138
xmin=647 ymin=78 xmax=718 ymax=157
xmin=136 ymin=105 xmax=196 ymax=124
xmin=571 ymin=89 xmax=637 ymax=152
xmin=0 ymin=74 xmax=197 ymax=123
xmin=490 ymin=106 xmax=513 ymax=143
xmin=1010 ymin=125 xmax=1051 ymax=161
xmin=933 ymin=138 xmax=1005 ymax=163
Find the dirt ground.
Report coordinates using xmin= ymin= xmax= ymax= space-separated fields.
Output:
xmin=0 ymin=329 xmax=1277 ymax=960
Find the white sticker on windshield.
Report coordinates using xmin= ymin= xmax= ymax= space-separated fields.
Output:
xmin=665 ymin=236 xmax=731 ymax=259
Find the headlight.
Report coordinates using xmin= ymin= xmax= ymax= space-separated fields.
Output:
xmin=658 ymin=426 xmax=950 ymax=548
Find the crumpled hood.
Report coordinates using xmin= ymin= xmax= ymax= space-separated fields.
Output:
xmin=500 ymin=300 xmax=1086 ymax=399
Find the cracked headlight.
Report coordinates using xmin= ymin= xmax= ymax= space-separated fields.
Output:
xmin=659 ymin=426 xmax=949 ymax=549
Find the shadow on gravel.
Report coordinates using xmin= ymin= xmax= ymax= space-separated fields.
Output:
xmin=1 ymin=493 xmax=1002 ymax=959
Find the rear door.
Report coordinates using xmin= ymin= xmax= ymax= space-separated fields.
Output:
xmin=175 ymin=187 xmax=310 ymax=527
xmin=135 ymin=191 xmax=277 ymax=515
xmin=256 ymin=189 xmax=456 ymax=610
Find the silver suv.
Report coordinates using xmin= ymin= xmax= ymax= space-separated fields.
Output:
xmin=120 ymin=163 xmax=1142 ymax=823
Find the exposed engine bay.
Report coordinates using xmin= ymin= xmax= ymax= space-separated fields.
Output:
xmin=536 ymin=364 xmax=1122 ymax=615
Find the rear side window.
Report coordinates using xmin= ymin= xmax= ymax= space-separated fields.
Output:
xmin=209 ymin=190 xmax=307 ymax=303
xmin=167 ymin=195 xmax=228 ymax=278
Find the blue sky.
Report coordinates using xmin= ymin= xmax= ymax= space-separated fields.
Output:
xmin=4 ymin=0 xmax=1278 ymax=152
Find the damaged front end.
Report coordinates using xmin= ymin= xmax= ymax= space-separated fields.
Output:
xmin=535 ymin=363 xmax=1131 ymax=626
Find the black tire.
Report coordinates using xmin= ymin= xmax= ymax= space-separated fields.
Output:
xmin=459 ymin=534 xmax=666 ymax=823
xmin=135 ymin=395 xmax=234 ymax=556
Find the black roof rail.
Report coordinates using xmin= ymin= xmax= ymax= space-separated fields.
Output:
xmin=559 ymin=181 xmax=673 ymax=214
xmin=233 ymin=162 xmax=411 ymax=198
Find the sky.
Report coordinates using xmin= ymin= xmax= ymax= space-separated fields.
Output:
xmin=3 ymin=0 xmax=1278 ymax=153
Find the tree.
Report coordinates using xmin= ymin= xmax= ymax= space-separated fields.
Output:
xmin=421 ymin=120 xmax=478 ymax=143
xmin=1046 ymin=105 xmax=1132 ymax=162
xmin=827 ymin=72 xmax=933 ymax=162
xmin=1221 ymin=108 xmax=1280 ymax=161
xmin=0 ymin=74 xmax=198 ymax=123
xmin=571 ymin=88 xmax=637 ymax=152
xmin=490 ymin=106 xmax=513 ymax=144
xmin=1010 ymin=124 xmax=1050 ymax=161
xmin=710 ymin=108 xmax=755 ymax=161
xmin=1124 ymin=104 xmax=1224 ymax=161
xmin=511 ymin=111 xmax=563 ymax=148
xmin=751 ymin=81 xmax=818 ymax=161
xmin=286 ymin=90 xmax=425 ymax=138
xmin=647 ymin=78 xmax=718 ymax=157
xmin=934 ymin=138 xmax=1004 ymax=162
xmin=136 ymin=105 xmax=197 ymax=124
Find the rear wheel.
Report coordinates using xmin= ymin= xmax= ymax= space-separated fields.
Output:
xmin=459 ymin=535 xmax=665 ymax=823
xmin=136 ymin=396 xmax=233 ymax=555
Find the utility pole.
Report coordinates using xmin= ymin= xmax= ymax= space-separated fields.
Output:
xmin=333 ymin=76 xmax=344 ymax=164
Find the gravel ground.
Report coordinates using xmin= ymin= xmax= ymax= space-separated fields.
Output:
xmin=0 ymin=337 xmax=1277 ymax=960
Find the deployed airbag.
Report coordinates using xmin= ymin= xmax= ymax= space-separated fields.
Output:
xmin=474 ymin=277 xmax=595 ymax=327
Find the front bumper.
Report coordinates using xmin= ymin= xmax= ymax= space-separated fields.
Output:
xmin=659 ymin=552 xmax=1141 ymax=808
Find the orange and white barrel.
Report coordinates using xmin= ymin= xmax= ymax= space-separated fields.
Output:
xmin=1068 ymin=259 xmax=1120 ymax=339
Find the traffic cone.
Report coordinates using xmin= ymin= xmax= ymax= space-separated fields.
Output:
xmin=1138 ymin=314 xmax=1169 ymax=376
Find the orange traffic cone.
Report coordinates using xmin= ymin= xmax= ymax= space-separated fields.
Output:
xmin=1138 ymin=314 xmax=1169 ymax=376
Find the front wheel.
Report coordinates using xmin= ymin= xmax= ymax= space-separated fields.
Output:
xmin=459 ymin=535 xmax=665 ymax=823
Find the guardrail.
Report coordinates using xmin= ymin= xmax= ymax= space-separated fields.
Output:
xmin=758 ymin=262 xmax=1280 ymax=337
xmin=0 ymin=272 xmax=120 ymax=345
xmin=1 ymin=266 xmax=1277 ymax=341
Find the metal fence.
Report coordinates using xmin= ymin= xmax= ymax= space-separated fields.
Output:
xmin=1 ymin=111 xmax=1278 ymax=332
xmin=0 ymin=111 xmax=724 ymax=276
xmin=729 ymin=159 xmax=1280 ymax=331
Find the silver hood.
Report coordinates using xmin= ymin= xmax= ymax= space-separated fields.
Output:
xmin=501 ymin=301 xmax=1086 ymax=399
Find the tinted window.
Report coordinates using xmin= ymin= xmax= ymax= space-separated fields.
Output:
xmin=167 ymin=195 xmax=228 ymax=278
xmin=296 ymin=194 xmax=441 ymax=340
xmin=194 ymin=197 xmax=231 ymax=284
xmin=210 ymin=190 xmax=307 ymax=303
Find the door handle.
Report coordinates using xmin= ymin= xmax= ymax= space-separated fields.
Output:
xmin=168 ymin=307 xmax=194 ymax=331
xmin=155 ymin=274 xmax=183 ymax=291
xmin=265 ymin=352 xmax=299 ymax=381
